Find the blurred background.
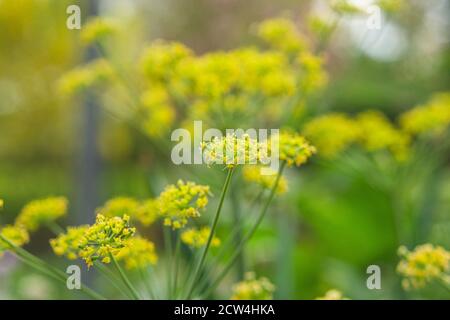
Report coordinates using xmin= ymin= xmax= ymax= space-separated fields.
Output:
xmin=0 ymin=0 xmax=449 ymax=299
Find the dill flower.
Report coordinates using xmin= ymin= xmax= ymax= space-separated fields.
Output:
xmin=400 ymin=92 xmax=450 ymax=136
xmin=303 ymin=113 xmax=360 ymax=158
xmin=158 ymin=180 xmax=210 ymax=229
xmin=50 ymin=225 xmax=88 ymax=260
xmin=397 ymin=244 xmax=450 ymax=290
xmin=357 ymin=111 xmax=410 ymax=161
xmin=0 ymin=199 xmax=3 ymax=209
xmin=331 ymin=0 xmax=363 ymax=14
xmin=78 ymin=214 xmax=136 ymax=267
xmin=15 ymin=197 xmax=68 ymax=232
xmin=140 ymin=87 xmax=176 ymax=138
xmin=58 ymin=59 xmax=114 ymax=95
xmin=274 ymin=131 xmax=316 ymax=167
xmin=97 ymin=197 xmax=140 ymax=218
xmin=256 ymin=18 xmax=307 ymax=53
xmin=115 ymin=236 xmax=158 ymax=270
xmin=242 ymin=165 xmax=288 ymax=194
xmin=81 ymin=18 xmax=117 ymax=44
xmin=135 ymin=199 xmax=159 ymax=227
xmin=231 ymin=272 xmax=275 ymax=300
xmin=201 ymin=133 xmax=269 ymax=168
xmin=181 ymin=227 xmax=220 ymax=248
xmin=377 ymin=0 xmax=405 ymax=13
xmin=0 ymin=225 xmax=29 ymax=255
xmin=316 ymin=289 xmax=348 ymax=300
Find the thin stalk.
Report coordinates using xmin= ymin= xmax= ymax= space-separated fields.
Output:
xmin=164 ymin=227 xmax=173 ymax=298
xmin=139 ymin=267 xmax=155 ymax=300
xmin=186 ymin=168 xmax=234 ymax=299
xmin=46 ymin=221 xmax=65 ymax=235
xmin=110 ymin=253 xmax=141 ymax=300
xmin=172 ymin=233 xmax=181 ymax=299
xmin=203 ymin=161 xmax=286 ymax=297
xmin=94 ymin=261 xmax=133 ymax=299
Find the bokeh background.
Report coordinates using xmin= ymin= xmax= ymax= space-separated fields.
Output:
xmin=0 ymin=0 xmax=449 ymax=299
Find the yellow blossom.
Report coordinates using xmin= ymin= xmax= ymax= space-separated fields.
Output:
xmin=181 ymin=227 xmax=220 ymax=248
xmin=273 ymin=131 xmax=316 ymax=167
xmin=140 ymin=87 xmax=176 ymax=138
xmin=397 ymin=244 xmax=450 ymax=290
xmin=50 ymin=225 xmax=88 ymax=260
xmin=81 ymin=18 xmax=117 ymax=44
xmin=316 ymin=289 xmax=349 ymax=300
xmin=0 ymin=225 xmax=30 ymax=255
xmin=256 ymin=18 xmax=307 ymax=53
xmin=158 ymin=180 xmax=210 ymax=229
xmin=231 ymin=272 xmax=275 ymax=300
xmin=97 ymin=197 xmax=140 ymax=218
xmin=135 ymin=199 xmax=159 ymax=227
xmin=115 ymin=236 xmax=158 ymax=270
xmin=16 ymin=197 xmax=68 ymax=232
xmin=242 ymin=165 xmax=288 ymax=194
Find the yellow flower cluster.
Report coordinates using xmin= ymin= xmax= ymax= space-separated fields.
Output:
xmin=0 ymin=224 xmax=29 ymax=256
xmin=58 ymin=59 xmax=114 ymax=95
xmin=357 ymin=111 xmax=410 ymax=161
xmin=201 ymin=134 xmax=269 ymax=169
xmin=231 ymin=272 xmax=275 ymax=300
xmin=50 ymin=225 xmax=89 ymax=260
xmin=303 ymin=113 xmax=360 ymax=158
xmin=400 ymin=92 xmax=450 ymax=136
xmin=16 ymin=197 xmax=68 ymax=232
xmin=397 ymin=244 xmax=450 ymax=290
xmin=81 ymin=18 xmax=117 ymax=44
xmin=78 ymin=214 xmax=136 ymax=267
xmin=158 ymin=180 xmax=210 ymax=229
xmin=256 ymin=17 xmax=307 ymax=53
xmin=242 ymin=166 xmax=288 ymax=194
xmin=181 ymin=227 xmax=220 ymax=248
xmin=316 ymin=289 xmax=348 ymax=300
xmin=275 ymin=131 xmax=316 ymax=167
xmin=115 ymin=236 xmax=158 ymax=270
xmin=377 ymin=0 xmax=405 ymax=12
xmin=97 ymin=197 xmax=158 ymax=227
xmin=330 ymin=0 xmax=363 ymax=14
xmin=0 ymin=199 xmax=3 ymax=209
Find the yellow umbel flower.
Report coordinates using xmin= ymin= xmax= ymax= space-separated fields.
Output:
xmin=0 ymin=225 xmax=29 ymax=255
xmin=58 ymin=59 xmax=114 ymax=95
xmin=242 ymin=165 xmax=288 ymax=194
xmin=274 ymin=131 xmax=316 ymax=167
xmin=16 ymin=197 xmax=68 ymax=232
xmin=397 ymin=244 xmax=450 ymax=290
xmin=256 ymin=18 xmax=307 ymax=53
xmin=97 ymin=197 xmax=140 ymax=218
xmin=357 ymin=111 xmax=410 ymax=161
xmin=181 ymin=227 xmax=220 ymax=248
xmin=158 ymin=180 xmax=210 ymax=229
xmin=331 ymin=0 xmax=363 ymax=14
xmin=140 ymin=87 xmax=176 ymax=138
xmin=377 ymin=0 xmax=405 ymax=13
xmin=201 ymin=133 xmax=269 ymax=169
xmin=115 ymin=236 xmax=158 ymax=270
xmin=316 ymin=289 xmax=349 ymax=300
xmin=135 ymin=199 xmax=159 ymax=227
xmin=78 ymin=214 xmax=136 ymax=267
xmin=231 ymin=272 xmax=275 ymax=300
xmin=81 ymin=17 xmax=117 ymax=44
xmin=303 ymin=113 xmax=360 ymax=158
xmin=50 ymin=225 xmax=89 ymax=260
xmin=0 ymin=199 xmax=3 ymax=209
xmin=400 ymin=92 xmax=450 ymax=136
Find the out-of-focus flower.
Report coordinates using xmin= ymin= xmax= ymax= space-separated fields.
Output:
xmin=400 ymin=92 xmax=450 ymax=136
xmin=316 ymin=289 xmax=348 ymax=300
xmin=181 ymin=227 xmax=220 ymax=248
xmin=15 ymin=197 xmax=68 ymax=232
xmin=303 ymin=113 xmax=360 ymax=158
xmin=242 ymin=165 xmax=288 ymax=194
xmin=274 ymin=131 xmax=316 ymax=167
xmin=50 ymin=225 xmax=88 ymax=260
xmin=330 ymin=0 xmax=363 ymax=14
xmin=231 ymin=272 xmax=275 ymax=300
xmin=81 ymin=18 xmax=117 ymax=44
xmin=0 ymin=199 xmax=3 ymax=209
xmin=357 ymin=111 xmax=410 ymax=161
xmin=140 ymin=87 xmax=176 ymax=138
xmin=135 ymin=199 xmax=159 ymax=227
xmin=201 ymin=133 xmax=270 ymax=169
xmin=58 ymin=59 xmax=114 ymax=95
xmin=397 ymin=244 xmax=450 ymax=290
xmin=78 ymin=214 xmax=136 ymax=267
xmin=377 ymin=0 xmax=405 ymax=13
xmin=158 ymin=180 xmax=210 ymax=229
xmin=256 ymin=18 xmax=307 ymax=53
xmin=0 ymin=225 xmax=29 ymax=255
xmin=308 ymin=16 xmax=336 ymax=40
xmin=97 ymin=197 xmax=140 ymax=218
xmin=297 ymin=52 xmax=328 ymax=93
xmin=115 ymin=236 xmax=158 ymax=270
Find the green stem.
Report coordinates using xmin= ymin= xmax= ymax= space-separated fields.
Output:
xmin=94 ymin=261 xmax=133 ymax=299
xmin=203 ymin=161 xmax=286 ymax=298
xmin=139 ymin=267 xmax=155 ymax=300
xmin=164 ymin=227 xmax=173 ymax=299
xmin=173 ymin=233 xmax=181 ymax=299
xmin=110 ymin=253 xmax=141 ymax=300
xmin=186 ymin=167 xmax=234 ymax=299
xmin=46 ymin=221 xmax=65 ymax=235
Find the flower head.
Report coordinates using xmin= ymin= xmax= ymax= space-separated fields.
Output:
xmin=231 ymin=272 xmax=275 ymax=300
xmin=50 ymin=225 xmax=88 ymax=260
xmin=97 ymin=197 xmax=140 ymax=218
xmin=256 ymin=18 xmax=307 ymax=53
xmin=316 ymin=289 xmax=348 ymax=300
xmin=78 ymin=214 xmax=136 ymax=267
xmin=115 ymin=236 xmax=158 ymax=270
xmin=16 ymin=197 xmax=68 ymax=232
xmin=135 ymin=199 xmax=159 ymax=227
xmin=181 ymin=227 xmax=220 ymax=248
xmin=81 ymin=18 xmax=117 ymax=44
xmin=274 ymin=131 xmax=316 ymax=167
xmin=397 ymin=244 xmax=450 ymax=290
xmin=0 ymin=225 xmax=29 ymax=255
xmin=242 ymin=165 xmax=288 ymax=194
xmin=158 ymin=180 xmax=210 ymax=229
